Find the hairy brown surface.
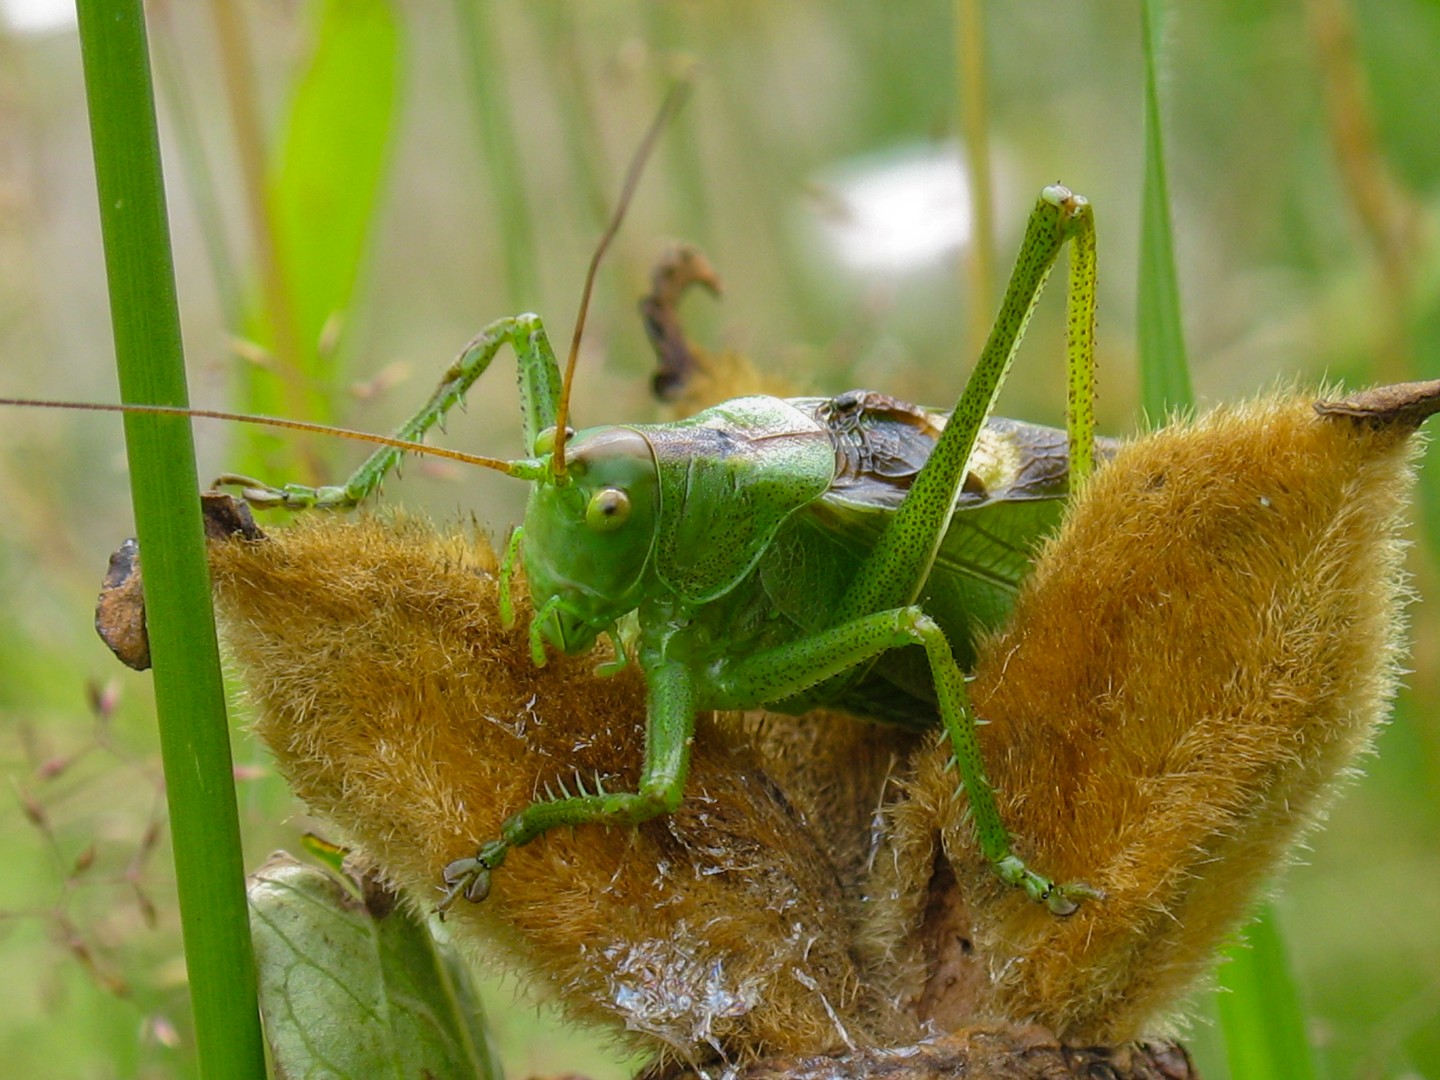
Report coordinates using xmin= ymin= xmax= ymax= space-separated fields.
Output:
xmin=168 ymin=384 xmax=1427 ymax=1070
xmin=876 ymin=393 xmax=1417 ymax=1042
xmin=209 ymin=516 xmax=910 ymax=1061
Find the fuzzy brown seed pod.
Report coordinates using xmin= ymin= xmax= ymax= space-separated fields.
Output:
xmin=204 ymin=511 xmax=914 ymax=1064
xmin=95 ymin=382 xmax=1433 ymax=1075
xmin=870 ymin=386 xmax=1428 ymax=1044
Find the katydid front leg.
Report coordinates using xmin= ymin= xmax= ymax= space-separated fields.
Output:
xmin=217 ymin=313 xmax=563 ymax=511
xmin=442 ymin=656 xmax=698 ymax=905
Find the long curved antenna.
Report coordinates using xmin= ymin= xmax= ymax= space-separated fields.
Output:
xmin=0 ymin=397 xmax=528 ymax=477
xmin=550 ymin=76 xmax=693 ymax=482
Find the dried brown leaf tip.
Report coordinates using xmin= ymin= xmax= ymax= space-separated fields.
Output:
xmin=114 ymin=382 xmax=1431 ymax=1075
xmin=640 ymin=243 xmax=797 ymax=410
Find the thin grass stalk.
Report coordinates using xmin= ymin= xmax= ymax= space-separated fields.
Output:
xmin=955 ymin=0 xmax=995 ymax=362
xmin=209 ymin=0 xmax=306 ymax=400
xmin=531 ymin=1 xmax=611 ymax=226
xmin=73 ymin=2 xmax=265 ymax=1075
xmin=1139 ymin=4 xmax=1318 ymax=1074
xmin=1137 ymin=0 xmax=1192 ymax=419
xmin=149 ymin=5 xmax=245 ymax=331
xmin=644 ymin=2 xmax=714 ymax=245
xmin=454 ymin=0 xmax=539 ymax=308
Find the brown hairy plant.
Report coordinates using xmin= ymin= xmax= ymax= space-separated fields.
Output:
xmin=865 ymin=386 xmax=1426 ymax=1046
xmin=99 ymin=381 xmax=1436 ymax=1077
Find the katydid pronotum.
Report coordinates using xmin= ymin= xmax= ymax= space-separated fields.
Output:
xmin=3 ymin=184 xmax=1102 ymax=916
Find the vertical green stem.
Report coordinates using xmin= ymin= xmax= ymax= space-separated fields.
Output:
xmin=955 ymin=0 xmax=996 ymax=362
xmin=149 ymin=8 xmax=245 ymax=332
xmin=73 ymin=2 xmax=265 ymax=1077
xmin=1137 ymin=0 xmax=1193 ymax=419
xmin=531 ymin=0 xmax=611 ymax=226
xmin=454 ymin=0 xmax=539 ymax=308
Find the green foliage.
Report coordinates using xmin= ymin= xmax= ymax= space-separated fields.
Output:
xmin=249 ymin=854 xmax=497 ymax=1080
xmin=1137 ymin=0 xmax=1193 ymax=420
xmin=267 ymin=0 xmax=401 ymax=369
xmin=242 ymin=0 xmax=401 ymax=478
xmin=1217 ymin=905 xmax=1319 ymax=1080
xmin=1 ymin=2 xmax=1438 ymax=1077
xmin=72 ymin=1 xmax=264 ymax=1077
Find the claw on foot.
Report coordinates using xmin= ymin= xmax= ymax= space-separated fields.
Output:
xmin=995 ymin=855 xmax=1102 ymax=917
xmin=438 ymin=840 xmax=509 ymax=910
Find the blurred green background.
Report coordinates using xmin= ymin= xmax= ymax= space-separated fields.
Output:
xmin=2 ymin=1 xmax=1439 ymax=1076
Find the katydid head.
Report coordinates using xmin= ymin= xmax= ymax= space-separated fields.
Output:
xmin=521 ymin=425 xmax=661 ymax=654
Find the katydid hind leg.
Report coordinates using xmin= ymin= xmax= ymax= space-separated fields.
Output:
xmin=837 ymin=185 xmax=1097 ymax=624
xmin=227 ymin=314 xmax=565 ymax=511
xmin=803 ymin=186 xmax=1101 ymax=912
xmin=710 ymin=606 xmax=1099 ymax=913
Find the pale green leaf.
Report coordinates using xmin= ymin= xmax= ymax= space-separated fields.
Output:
xmin=268 ymin=0 xmax=401 ymax=375
xmin=1217 ymin=904 xmax=1319 ymax=1080
xmin=249 ymin=853 xmax=496 ymax=1080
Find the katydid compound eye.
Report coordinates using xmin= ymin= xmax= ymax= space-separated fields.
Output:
xmin=585 ymin=487 xmax=631 ymax=531
xmin=533 ymin=425 xmax=576 ymax=456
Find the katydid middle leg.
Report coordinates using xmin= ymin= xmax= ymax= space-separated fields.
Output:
xmin=216 ymin=313 xmax=564 ymax=510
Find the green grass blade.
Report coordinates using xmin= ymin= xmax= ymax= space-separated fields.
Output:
xmin=1138 ymin=0 xmax=1193 ymax=419
xmin=454 ymin=0 xmax=539 ymax=308
xmin=236 ymin=0 xmax=400 ymax=480
xmin=267 ymin=0 xmax=401 ymax=376
xmin=149 ymin=8 xmax=246 ymax=331
xmin=1217 ymin=904 xmax=1320 ymax=1080
xmin=73 ymin=2 xmax=265 ymax=1076
xmin=1139 ymin=14 xmax=1316 ymax=1074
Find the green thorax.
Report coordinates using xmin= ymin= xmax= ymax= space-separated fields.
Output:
xmin=638 ymin=396 xmax=836 ymax=604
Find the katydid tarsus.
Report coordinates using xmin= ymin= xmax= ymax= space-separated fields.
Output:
xmin=2 ymin=186 xmax=1102 ymax=916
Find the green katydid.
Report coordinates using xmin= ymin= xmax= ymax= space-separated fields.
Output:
xmin=197 ymin=182 xmax=1103 ymax=915
xmin=0 ymin=148 xmax=1100 ymax=914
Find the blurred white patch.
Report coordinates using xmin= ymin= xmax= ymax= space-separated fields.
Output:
xmin=0 ymin=0 xmax=74 ymax=35
xmin=812 ymin=143 xmax=972 ymax=275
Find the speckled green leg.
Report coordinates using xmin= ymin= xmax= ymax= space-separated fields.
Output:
xmin=712 ymin=604 xmax=1098 ymax=914
xmin=825 ymin=186 xmax=1100 ymax=913
xmin=837 ymin=185 xmax=1096 ymax=624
